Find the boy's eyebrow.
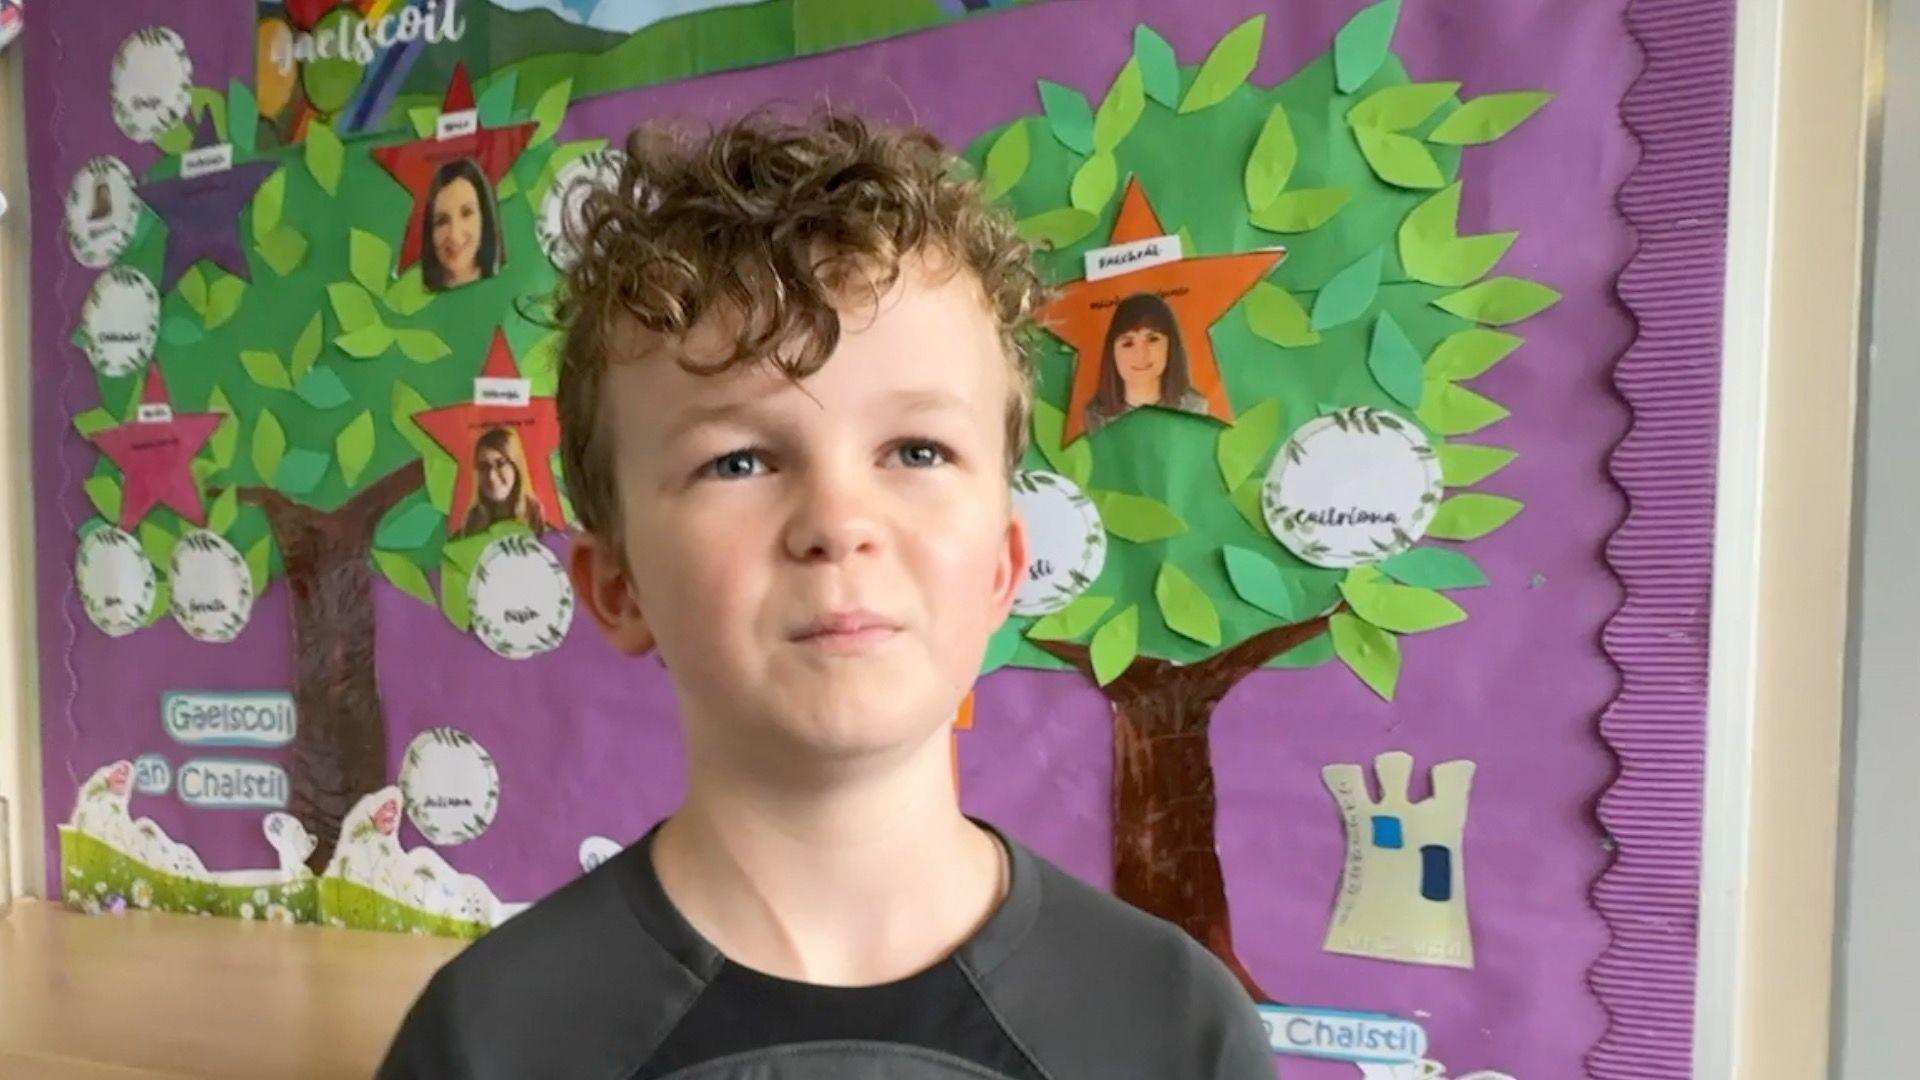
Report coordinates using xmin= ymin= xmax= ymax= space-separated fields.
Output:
xmin=882 ymin=388 xmax=972 ymax=413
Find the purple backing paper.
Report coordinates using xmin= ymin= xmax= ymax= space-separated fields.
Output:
xmin=23 ymin=2 xmax=1729 ymax=1076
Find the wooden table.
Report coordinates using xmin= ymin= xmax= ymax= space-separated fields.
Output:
xmin=0 ymin=899 xmax=465 ymax=1078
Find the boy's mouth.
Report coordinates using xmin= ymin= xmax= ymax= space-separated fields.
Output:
xmin=790 ymin=610 xmax=901 ymax=653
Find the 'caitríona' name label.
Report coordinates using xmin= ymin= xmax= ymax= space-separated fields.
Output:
xmin=176 ymin=758 xmax=290 ymax=810
xmin=1256 ymin=1006 xmax=1427 ymax=1064
xmin=163 ymin=691 xmax=297 ymax=748
xmin=1083 ymin=234 xmax=1184 ymax=281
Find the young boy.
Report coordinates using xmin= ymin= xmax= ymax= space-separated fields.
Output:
xmin=379 ymin=111 xmax=1274 ymax=1079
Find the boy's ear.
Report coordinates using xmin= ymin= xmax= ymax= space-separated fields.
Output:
xmin=989 ymin=504 xmax=1030 ymax=622
xmin=569 ymin=532 xmax=656 ymax=657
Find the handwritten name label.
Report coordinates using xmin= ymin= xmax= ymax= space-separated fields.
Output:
xmin=438 ymin=109 xmax=479 ymax=141
xmin=1083 ymin=234 xmax=1183 ymax=281
xmin=474 ymin=377 xmax=532 ymax=407
xmin=163 ymin=692 xmax=297 ymax=748
xmin=1303 ymin=506 xmax=1400 ymax=527
xmin=137 ymin=403 xmax=174 ymax=424
xmin=1256 ymin=1006 xmax=1427 ymax=1064
xmin=180 ymin=143 xmax=235 ymax=180
xmin=133 ymin=754 xmax=173 ymax=795
xmin=176 ymin=758 xmax=290 ymax=810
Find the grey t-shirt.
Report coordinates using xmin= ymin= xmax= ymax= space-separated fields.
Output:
xmin=378 ymin=819 xmax=1276 ymax=1079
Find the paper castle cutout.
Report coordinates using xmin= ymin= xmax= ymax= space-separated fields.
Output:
xmin=1322 ymin=751 xmax=1476 ymax=969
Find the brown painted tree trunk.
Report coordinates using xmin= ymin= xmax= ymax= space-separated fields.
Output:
xmin=240 ymin=462 xmax=423 ymax=874
xmin=1038 ymin=609 xmax=1342 ymax=1004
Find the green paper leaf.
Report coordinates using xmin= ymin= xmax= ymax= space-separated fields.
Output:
xmin=349 ymin=229 xmax=392 ymax=294
xmin=1434 ymin=278 xmax=1562 ymax=325
xmin=245 ymin=537 xmax=272 ymax=594
xmin=207 ymin=487 xmax=239 ymax=535
xmin=385 ymin=268 xmax=434 ymax=317
xmin=287 ymin=314 xmax=323 ymax=383
xmin=1070 ymin=152 xmax=1119 ymax=213
xmin=424 ymin=453 xmax=457 ymax=515
xmin=1368 ymin=313 xmax=1424 ymax=409
xmin=336 ymin=325 xmax=396 ymax=360
xmin=1037 ymin=80 xmax=1095 ymax=155
xmin=476 ymin=71 xmax=519 ymax=127
xmin=84 ymin=476 xmax=122 ymax=522
xmin=1312 ymin=248 xmax=1385 ymax=331
xmin=1439 ymin=443 xmax=1519 ymax=486
xmin=207 ymin=387 xmax=237 ymax=468
xmin=1379 ymin=548 xmax=1489 ymax=589
xmin=1331 ymin=611 xmax=1401 ymax=700
xmin=304 ymin=122 xmax=344 ymax=196
xmin=1030 ymin=399 xmax=1093 ymax=488
xmin=251 ymin=410 xmax=286 ymax=483
xmin=252 ymin=169 xmax=286 ymax=239
xmin=1251 ymin=187 xmax=1352 ymax=234
xmin=392 ymin=382 xmax=434 ymax=453
xmin=1133 ymin=25 xmax=1181 ymax=108
xmin=77 ymin=517 xmax=110 ymax=542
xmin=982 ymin=121 xmax=1031 ymax=202
xmin=177 ymin=267 xmax=209 ymax=315
xmin=1180 ymin=14 xmax=1264 ymax=114
xmin=1334 ymin=0 xmax=1404 ymax=94
xmin=1429 ymin=91 xmax=1554 ymax=146
xmin=1427 ymin=328 xmax=1523 ymax=380
xmin=153 ymin=120 xmax=195 ymax=156
xmin=294 ymin=366 xmax=352 ymax=410
xmin=73 ymin=408 xmax=117 ymax=439
xmin=1217 ymin=398 xmax=1282 ymax=491
xmin=146 ymin=580 xmax=171 ymax=626
xmin=1093 ymin=58 xmax=1146 ymax=151
xmin=439 ymin=560 xmax=472 ymax=631
xmin=980 ymin=620 xmax=1023 ymax=675
xmin=1223 ymin=546 xmax=1300 ymax=622
xmin=328 ymin=283 xmax=379 ymax=334
xmin=1341 ymin=572 xmax=1467 ymax=633
xmin=191 ymin=87 xmax=229 ymax=142
xmin=1427 ymin=493 xmax=1524 ymax=540
xmin=1354 ymin=126 xmax=1445 ymax=189
xmin=161 ymin=316 xmax=204 ymax=345
xmin=1016 ymin=208 xmax=1099 ymax=250
xmin=1399 ymin=184 xmax=1517 ymax=288
xmin=1417 ymin=380 xmax=1509 ymax=435
xmin=408 ymin=106 xmax=439 ymax=139
xmin=531 ymin=77 xmax=573 ymax=146
xmin=204 ymin=275 xmax=246 ymax=330
xmin=139 ymin=519 xmax=177 ymax=571
xmin=1089 ymin=605 xmax=1140 ymax=686
xmin=1230 ymin=477 xmax=1266 ymax=532
xmin=395 ymin=329 xmax=452 ymax=364
xmin=1089 ymin=490 xmax=1186 ymax=543
xmin=229 ymin=79 xmax=259 ymax=156
xmin=275 ymin=448 xmax=329 ymax=496
xmin=257 ymin=226 xmax=308 ymax=276
xmin=497 ymin=173 xmax=520 ymax=202
xmin=241 ymin=349 xmax=292 ymax=391
xmin=1155 ymin=561 xmax=1221 ymax=646
xmin=1026 ymin=594 xmax=1115 ymax=642
xmin=1244 ymin=104 xmax=1299 ymax=214
xmin=336 ymin=410 xmax=377 ymax=486
xmin=1349 ymin=82 xmax=1460 ymax=132
xmin=1246 ymin=281 xmax=1320 ymax=347
xmin=377 ymin=501 xmax=444 ymax=550
xmin=372 ymin=549 xmax=436 ymax=607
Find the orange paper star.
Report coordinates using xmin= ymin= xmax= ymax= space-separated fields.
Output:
xmin=1043 ymin=179 xmax=1286 ymax=442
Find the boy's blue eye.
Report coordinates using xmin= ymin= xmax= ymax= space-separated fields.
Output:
xmin=893 ymin=441 xmax=950 ymax=468
xmin=703 ymin=449 xmax=766 ymax=480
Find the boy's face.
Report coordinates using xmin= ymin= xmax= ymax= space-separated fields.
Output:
xmin=573 ymin=255 xmax=1027 ymax=769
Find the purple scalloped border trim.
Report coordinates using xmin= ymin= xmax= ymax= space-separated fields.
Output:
xmin=1589 ymin=1 xmax=1736 ymax=1076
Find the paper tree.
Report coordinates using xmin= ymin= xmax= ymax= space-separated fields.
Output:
xmin=70 ymin=69 xmax=589 ymax=871
xmin=967 ymin=6 xmax=1553 ymax=1000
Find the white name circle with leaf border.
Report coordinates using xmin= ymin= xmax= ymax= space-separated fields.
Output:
xmin=1263 ymin=407 xmax=1442 ymax=569
xmin=579 ymin=836 xmax=622 ymax=873
xmin=538 ymin=149 xmax=626 ymax=270
xmin=169 ymin=529 xmax=255 ymax=644
xmin=79 ymin=267 xmax=161 ymax=379
xmin=76 ymin=526 xmax=157 ymax=638
xmin=401 ymin=727 xmax=501 ymax=846
xmin=110 ymin=27 xmax=194 ymax=144
xmin=66 ymin=157 xmax=142 ymax=269
xmin=1010 ymin=470 xmax=1108 ymax=616
xmin=468 ymin=534 xmax=575 ymax=659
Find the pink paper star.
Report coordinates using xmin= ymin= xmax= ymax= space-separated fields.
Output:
xmin=89 ymin=367 xmax=221 ymax=529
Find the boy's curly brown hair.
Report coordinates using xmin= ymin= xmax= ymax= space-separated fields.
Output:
xmin=551 ymin=110 xmax=1051 ymax=544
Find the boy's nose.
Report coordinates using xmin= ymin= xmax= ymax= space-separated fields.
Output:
xmin=782 ymin=472 xmax=882 ymax=564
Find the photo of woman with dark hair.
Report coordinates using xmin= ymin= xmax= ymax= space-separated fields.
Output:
xmin=1083 ymin=292 xmax=1211 ymax=433
xmin=458 ymin=425 xmax=550 ymax=538
xmin=421 ymin=156 xmax=503 ymax=292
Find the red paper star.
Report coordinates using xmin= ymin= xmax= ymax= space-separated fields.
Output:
xmin=1044 ymin=178 xmax=1287 ymax=442
xmin=412 ymin=330 xmax=565 ymax=537
xmin=370 ymin=65 xmax=536 ymax=271
xmin=89 ymin=367 xmax=221 ymax=530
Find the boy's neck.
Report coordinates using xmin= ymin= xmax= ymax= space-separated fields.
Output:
xmin=650 ymin=723 xmax=1008 ymax=988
